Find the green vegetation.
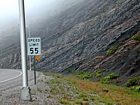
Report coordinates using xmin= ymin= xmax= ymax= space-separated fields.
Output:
xmin=94 ymin=69 xmax=105 ymax=78
xmin=59 ymin=99 xmax=70 ymax=104
xmin=135 ymin=86 xmax=140 ymax=92
xmin=68 ymin=68 xmax=72 ymax=73
xmin=132 ymin=33 xmax=140 ymax=42
xmin=106 ymin=46 xmax=118 ymax=55
xmin=27 ymin=66 xmax=30 ymax=70
xmin=114 ymin=78 xmax=121 ymax=83
xmin=31 ymin=92 xmax=36 ymax=95
xmin=131 ymin=86 xmax=140 ymax=92
xmin=74 ymin=99 xmax=83 ymax=104
xmin=100 ymin=73 xmax=119 ymax=84
xmin=41 ymin=79 xmax=43 ymax=82
xmin=125 ymin=76 xmax=140 ymax=87
xmin=42 ymin=72 xmax=140 ymax=105
xmin=48 ymin=78 xmax=61 ymax=84
xmin=37 ymin=88 xmax=43 ymax=93
xmin=74 ymin=71 xmax=93 ymax=79
xmin=95 ymin=72 xmax=102 ymax=78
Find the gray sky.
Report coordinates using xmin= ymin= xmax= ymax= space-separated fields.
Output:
xmin=0 ymin=0 xmax=84 ymax=33
xmin=0 ymin=0 xmax=18 ymax=18
xmin=0 ymin=0 xmax=58 ymax=31
xmin=0 ymin=0 xmax=49 ymax=20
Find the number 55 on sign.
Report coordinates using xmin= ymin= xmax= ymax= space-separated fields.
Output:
xmin=27 ymin=37 xmax=41 ymax=56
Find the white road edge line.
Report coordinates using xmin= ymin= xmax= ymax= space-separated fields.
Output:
xmin=0 ymin=70 xmax=22 ymax=84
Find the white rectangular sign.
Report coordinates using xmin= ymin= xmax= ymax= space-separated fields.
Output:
xmin=27 ymin=37 xmax=41 ymax=55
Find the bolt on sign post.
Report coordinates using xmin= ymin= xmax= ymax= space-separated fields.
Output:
xmin=27 ymin=37 xmax=41 ymax=85
xmin=18 ymin=0 xmax=31 ymax=101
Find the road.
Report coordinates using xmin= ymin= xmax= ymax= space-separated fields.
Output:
xmin=0 ymin=69 xmax=38 ymax=91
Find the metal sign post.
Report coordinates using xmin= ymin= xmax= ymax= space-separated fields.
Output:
xmin=34 ymin=56 xmax=36 ymax=85
xmin=18 ymin=0 xmax=31 ymax=101
xmin=27 ymin=37 xmax=41 ymax=85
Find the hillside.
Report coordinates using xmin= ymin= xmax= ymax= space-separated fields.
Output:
xmin=1 ymin=72 xmax=140 ymax=104
xmin=0 ymin=0 xmax=140 ymax=86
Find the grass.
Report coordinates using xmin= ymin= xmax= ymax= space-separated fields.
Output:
xmin=106 ymin=46 xmax=118 ymax=55
xmin=68 ymin=76 xmax=140 ymax=104
xmin=63 ymin=75 xmax=140 ymax=104
xmin=59 ymin=99 xmax=71 ymax=104
xmin=43 ymin=72 xmax=140 ymax=105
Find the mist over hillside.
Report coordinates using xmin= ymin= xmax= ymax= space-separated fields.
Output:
xmin=0 ymin=0 xmax=85 ymax=52
xmin=0 ymin=0 xmax=140 ymax=86
xmin=0 ymin=0 xmax=85 ymax=33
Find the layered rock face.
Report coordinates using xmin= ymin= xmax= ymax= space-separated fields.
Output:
xmin=37 ymin=0 xmax=140 ymax=73
xmin=0 ymin=0 xmax=140 ymax=80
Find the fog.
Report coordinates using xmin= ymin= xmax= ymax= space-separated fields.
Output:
xmin=0 ymin=0 xmax=53 ymax=31
xmin=0 ymin=0 xmax=84 ymax=33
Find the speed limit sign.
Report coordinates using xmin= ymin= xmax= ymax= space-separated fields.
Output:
xmin=27 ymin=37 xmax=41 ymax=55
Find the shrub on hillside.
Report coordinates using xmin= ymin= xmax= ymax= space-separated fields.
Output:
xmin=106 ymin=46 xmax=118 ymax=55
xmin=75 ymin=71 xmax=93 ymax=79
xmin=132 ymin=34 xmax=140 ymax=42
xmin=131 ymin=86 xmax=140 ymax=92
xmin=94 ymin=69 xmax=105 ymax=78
xmin=125 ymin=77 xmax=139 ymax=87
xmin=100 ymin=73 xmax=119 ymax=84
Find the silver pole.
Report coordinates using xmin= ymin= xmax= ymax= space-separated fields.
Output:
xmin=19 ymin=0 xmax=31 ymax=101
xmin=26 ymin=25 xmax=32 ymax=71
xmin=19 ymin=0 xmax=28 ymax=87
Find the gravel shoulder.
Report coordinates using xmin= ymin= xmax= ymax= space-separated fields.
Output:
xmin=0 ymin=72 xmax=102 ymax=105
xmin=0 ymin=72 xmax=60 ymax=105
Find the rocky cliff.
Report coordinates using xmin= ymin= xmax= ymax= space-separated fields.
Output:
xmin=0 ymin=0 xmax=140 ymax=84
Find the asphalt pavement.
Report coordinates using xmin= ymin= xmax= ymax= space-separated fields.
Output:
xmin=0 ymin=69 xmax=37 ymax=91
